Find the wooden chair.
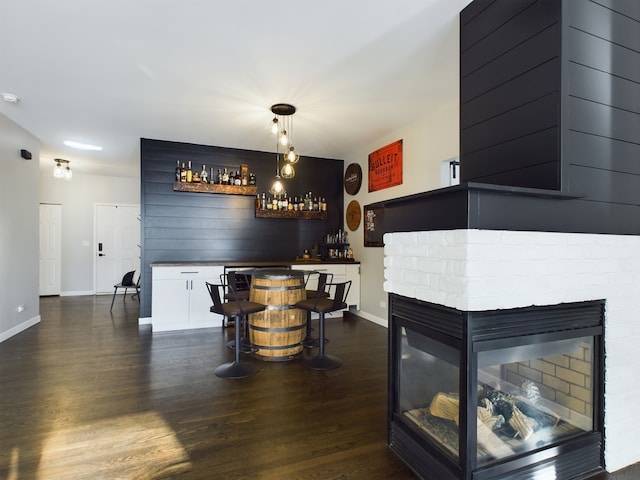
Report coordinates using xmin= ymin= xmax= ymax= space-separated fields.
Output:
xmin=295 ymin=281 xmax=351 ymax=370
xmin=206 ymin=281 xmax=265 ymax=379
xmin=301 ymin=271 xmax=333 ymax=348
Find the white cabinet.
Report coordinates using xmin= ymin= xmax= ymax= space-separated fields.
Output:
xmin=295 ymin=263 xmax=360 ymax=310
xmin=151 ymin=265 xmax=224 ymax=332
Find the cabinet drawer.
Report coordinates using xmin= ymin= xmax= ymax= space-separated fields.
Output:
xmin=152 ymin=265 xmax=221 ymax=280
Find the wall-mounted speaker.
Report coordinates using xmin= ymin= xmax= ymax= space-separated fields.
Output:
xmin=20 ymin=149 xmax=32 ymax=160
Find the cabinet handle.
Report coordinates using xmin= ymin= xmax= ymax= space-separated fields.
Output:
xmin=180 ymin=271 xmax=199 ymax=274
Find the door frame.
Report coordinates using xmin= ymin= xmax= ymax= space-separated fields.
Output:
xmin=39 ymin=203 xmax=62 ymax=296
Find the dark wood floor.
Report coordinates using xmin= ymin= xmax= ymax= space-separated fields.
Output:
xmin=1 ymin=295 xmax=638 ymax=479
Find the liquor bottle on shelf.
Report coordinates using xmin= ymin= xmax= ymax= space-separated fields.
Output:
xmin=186 ymin=161 xmax=193 ymax=182
xmin=210 ymin=167 xmax=215 ymax=184
xmin=222 ymin=168 xmax=229 ymax=185
xmin=313 ymin=196 xmax=319 ymax=211
xmin=249 ymin=173 xmax=256 ymax=186
xmin=200 ymin=164 xmax=207 ymax=184
xmin=234 ymin=171 xmax=242 ymax=186
xmin=180 ymin=162 xmax=187 ymax=182
xmin=261 ymin=193 xmax=266 ymax=210
xmin=321 ymin=197 xmax=327 ymax=212
xmin=175 ymin=161 xmax=181 ymax=182
xmin=287 ymin=197 xmax=293 ymax=211
xmin=192 ymin=169 xmax=200 ymax=183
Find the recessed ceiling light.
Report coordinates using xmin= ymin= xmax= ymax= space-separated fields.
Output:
xmin=2 ymin=92 xmax=20 ymax=103
xmin=64 ymin=140 xmax=103 ymax=151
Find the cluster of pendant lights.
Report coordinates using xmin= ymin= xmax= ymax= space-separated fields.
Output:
xmin=269 ymin=103 xmax=299 ymax=195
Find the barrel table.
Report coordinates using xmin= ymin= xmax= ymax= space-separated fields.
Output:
xmin=247 ymin=269 xmax=307 ymax=361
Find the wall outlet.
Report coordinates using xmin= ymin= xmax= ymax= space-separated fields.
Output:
xmin=379 ymin=300 xmax=386 ymax=309
xmin=17 ymin=304 xmax=24 ymax=313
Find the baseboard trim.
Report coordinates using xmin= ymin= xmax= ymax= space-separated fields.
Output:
xmin=0 ymin=315 xmax=41 ymax=343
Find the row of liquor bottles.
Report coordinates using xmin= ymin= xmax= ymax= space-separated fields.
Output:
xmin=257 ymin=192 xmax=327 ymax=212
xmin=175 ymin=161 xmax=256 ymax=186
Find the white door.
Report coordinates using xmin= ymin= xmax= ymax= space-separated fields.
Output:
xmin=95 ymin=204 xmax=140 ymax=294
xmin=39 ymin=204 xmax=62 ymax=296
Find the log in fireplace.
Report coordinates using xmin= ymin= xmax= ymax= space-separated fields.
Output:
xmin=388 ymin=294 xmax=604 ymax=480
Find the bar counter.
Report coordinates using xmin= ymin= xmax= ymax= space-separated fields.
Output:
xmin=149 ymin=260 xmax=360 ymax=332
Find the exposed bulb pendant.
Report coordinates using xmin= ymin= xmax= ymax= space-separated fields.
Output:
xmin=279 ymin=130 xmax=289 ymax=146
xmin=281 ymin=162 xmax=295 ymax=179
xmin=270 ymin=117 xmax=279 ymax=135
xmin=286 ymin=146 xmax=299 ymax=164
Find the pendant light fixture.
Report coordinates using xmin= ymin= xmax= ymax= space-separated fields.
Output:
xmin=269 ymin=103 xmax=299 ymax=194
xmin=53 ymin=158 xmax=72 ymax=180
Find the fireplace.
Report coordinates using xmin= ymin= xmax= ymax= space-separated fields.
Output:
xmin=388 ymin=294 xmax=604 ymax=480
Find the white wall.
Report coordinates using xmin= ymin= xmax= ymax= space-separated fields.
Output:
xmin=0 ymin=113 xmax=41 ymax=342
xmin=40 ymin=170 xmax=140 ymax=295
xmin=343 ymin=96 xmax=460 ymax=325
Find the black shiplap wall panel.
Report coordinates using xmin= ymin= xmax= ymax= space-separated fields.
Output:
xmin=461 ymin=0 xmax=556 ymax=77
xmin=465 ymin=162 xmax=560 ymax=191
xmin=460 ymin=0 xmax=562 ymax=190
xmin=568 ymin=27 xmax=640 ymax=83
xmin=460 ymin=0 xmax=640 ymax=228
xmin=566 ymin=132 xmax=640 ymax=175
xmin=460 ymin=0 xmax=534 ymax=52
xmin=461 ymin=21 xmax=560 ymax=103
xmin=568 ymin=63 xmax=640 ymax=113
xmin=462 ymin=128 xmax=559 ymax=180
xmin=139 ymin=138 xmax=344 ymax=318
xmin=461 ymin=58 xmax=559 ymax=129
xmin=462 ymin=93 xmax=559 ymax=155
xmin=568 ymin=96 xmax=640 ymax=145
xmin=593 ymin=0 xmax=640 ymax=20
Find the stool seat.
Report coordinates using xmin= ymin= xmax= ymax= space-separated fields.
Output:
xmin=301 ymin=271 xmax=333 ymax=348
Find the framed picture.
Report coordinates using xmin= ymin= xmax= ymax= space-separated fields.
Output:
xmin=368 ymin=139 xmax=403 ymax=192
xmin=364 ymin=203 xmax=385 ymax=247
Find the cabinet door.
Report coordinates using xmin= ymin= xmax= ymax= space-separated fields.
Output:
xmin=345 ymin=264 xmax=360 ymax=309
xmin=190 ymin=277 xmax=224 ymax=328
xmin=152 ymin=278 xmax=190 ymax=331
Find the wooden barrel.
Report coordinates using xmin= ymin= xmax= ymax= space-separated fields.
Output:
xmin=248 ymin=269 xmax=306 ymax=361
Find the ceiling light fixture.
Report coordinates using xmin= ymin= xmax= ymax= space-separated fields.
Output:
xmin=269 ymin=103 xmax=299 ymax=193
xmin=2 ymin=92 xmax=20 ymax=103
xmin=64 ymin=140 xmax=103 ymax=151
xmin=53 ymin=158 xmax=72 ymax=180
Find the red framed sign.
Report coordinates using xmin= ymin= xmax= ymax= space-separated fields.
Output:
xmin=368 ymin=139 xmax=403 ymax=192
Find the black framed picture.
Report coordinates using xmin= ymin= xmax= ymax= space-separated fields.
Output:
xmin=364 ymin=203 xmax=384 ymax=247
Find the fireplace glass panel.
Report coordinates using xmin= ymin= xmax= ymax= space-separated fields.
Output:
xmin=399 ymin=327 xmax=461 ymax=460
xmin=476 ymin=336 xmax=594 ymax=465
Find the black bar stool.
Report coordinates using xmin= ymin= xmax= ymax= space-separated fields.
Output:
xmin=301 ymin=271 xmax=332 ymax=348
xmin=206 ymin=281 xmax=265 ymax=379
xmin=295 ymin=281 xmax=351 ymax=370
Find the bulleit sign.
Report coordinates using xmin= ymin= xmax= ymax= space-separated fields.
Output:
xmin=368 ymin=139 xmax=403 ymax=192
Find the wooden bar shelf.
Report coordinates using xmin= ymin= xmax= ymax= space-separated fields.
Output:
xmin=173 ymin=182 xmax=257 ymax=196
xmin=255 ymin=207 xmax=327 ymax=220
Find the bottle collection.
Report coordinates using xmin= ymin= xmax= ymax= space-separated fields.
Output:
xmin=175 ymin=161 xmax=256 ymax=186
xmin=257 ymin=192 xmax=327 ymax=212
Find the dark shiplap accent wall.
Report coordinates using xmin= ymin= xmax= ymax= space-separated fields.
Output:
xmin=139 ymin=138 xmax=344 ymax=317
xmin=562 ymin=0 xmax=640 ymax=205
xmin=460 ymin=0 xmax=640 ymax=204
xmin=460 ymin=0 xmax=562 ymax=189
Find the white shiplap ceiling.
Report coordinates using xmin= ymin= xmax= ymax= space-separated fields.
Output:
xmin=0 ymin=0 xmax=472 ymax=176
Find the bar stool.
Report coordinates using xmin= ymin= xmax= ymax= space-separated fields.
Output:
xmin=295 ymin=281 xmax=351 ymax=370
xmin=206 ymin=281 xmax=265 ymax=379
xmin=220 ymin=271 xmax=251 ymax=328
xmin=302 ymin=271 xmax=332 ymax=348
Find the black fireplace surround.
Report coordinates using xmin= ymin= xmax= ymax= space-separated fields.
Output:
xmin=388 ymin=294 xmax=605 ymax=480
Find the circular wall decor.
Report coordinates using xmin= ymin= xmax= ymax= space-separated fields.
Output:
xmin=344 ymin=163 xmax=362 ymax=195
xmin=346 ymin=200 xmax=362 ymax=231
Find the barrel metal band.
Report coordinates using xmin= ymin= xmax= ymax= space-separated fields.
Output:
xmin=249 ymin=324 xmax=305 ymax=333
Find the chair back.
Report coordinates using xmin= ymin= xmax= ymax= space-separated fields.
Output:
xmin=304 ymin=271 xmax=333 ymax=294
xmin=205 ymin=282 xmax=225 ymax=315
xmin=220 ymin=271 xmax=250 ymax=300
xmin=329 ymin=280 xmax=351 ymax=311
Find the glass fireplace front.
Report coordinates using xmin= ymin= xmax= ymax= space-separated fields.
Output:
xmin=388 ymin=295 xmax=604 ymax=480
